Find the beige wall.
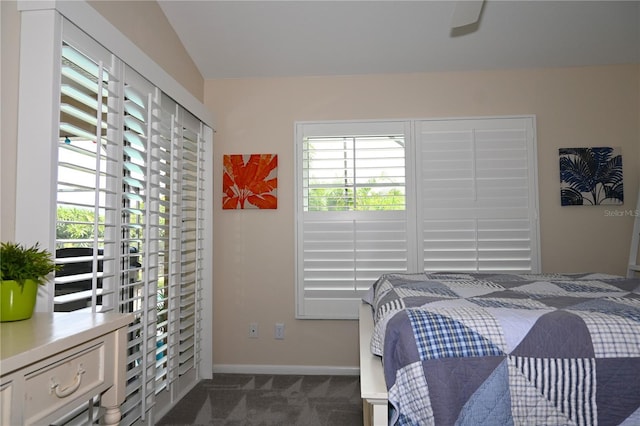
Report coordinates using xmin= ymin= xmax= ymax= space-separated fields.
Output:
xmin=88 ymin=0 xmax=204 ymax=102
xmin=205 ymin=64 xmax=640 ymax=369
xmin=0 ymin=1 xmax=203 ymax=243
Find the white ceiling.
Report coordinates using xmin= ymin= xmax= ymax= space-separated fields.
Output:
xmin=158 ymin=0 xmax=640 ymax=80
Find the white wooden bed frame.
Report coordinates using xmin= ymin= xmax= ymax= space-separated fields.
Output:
xmin=359 ymin=302 xmax=388 ymax=426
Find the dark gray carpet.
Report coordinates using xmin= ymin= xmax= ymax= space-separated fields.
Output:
xmin=157 ymin=374 xmax=363 ymax=426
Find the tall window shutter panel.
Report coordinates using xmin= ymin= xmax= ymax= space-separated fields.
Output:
xmin=48 ymin=17 xmax=209 ymax=426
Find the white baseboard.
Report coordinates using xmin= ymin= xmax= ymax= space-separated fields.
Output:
xmin=212 ymin=364 xmax=360 ymax=376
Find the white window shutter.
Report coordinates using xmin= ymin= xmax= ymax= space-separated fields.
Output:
xmin=295 ymin=121 xmax=412 ymax=319
xmin=176 ymin=113 xmax=203 ymax=379
xmin=55 ymin=39 xmax=120 ymax=314
xmin=120 ymin=66 xmax=162 ymax=424
xmin=17 ymin=6 xmax=213 ymax=424
xmin=22 ymin=14 xmax=212 ymax=426
xmin=151 ymin=96 xmax=176 ymax=398
xmin=300 ymin=213 xmax=411 ymax=318
xmin=416 ymin=117 xmax=540 ymax=273
xmin=151 ymin=98 xmax=207 ymax=411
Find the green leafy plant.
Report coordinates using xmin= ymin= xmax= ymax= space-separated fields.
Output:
xmin=0 ymin=242 xmax=60 ymax=286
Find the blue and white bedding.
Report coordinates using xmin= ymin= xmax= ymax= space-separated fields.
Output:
xmin=363 ymin=272 xmax=640 ymax=426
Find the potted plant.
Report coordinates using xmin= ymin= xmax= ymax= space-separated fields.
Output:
xmin=0 ymin=241 xmax=60 ymax=322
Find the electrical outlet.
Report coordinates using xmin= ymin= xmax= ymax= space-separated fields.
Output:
xmin=249 ymin=322 xmax=258 ymax=338
xmin=275 ymin=323 xmax=285 ymax=340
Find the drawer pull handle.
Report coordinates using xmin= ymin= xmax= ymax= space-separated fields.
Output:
xmin=50 ymin=364 xmax=85 ymax=398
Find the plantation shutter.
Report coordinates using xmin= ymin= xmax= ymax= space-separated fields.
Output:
xmin=152 ymin=95 xmax=176 ymax=399
xmin=154 ymin=98 xmax=206 ymax=408
xmin=175 ymin=110 xmax=205 ymax=382
xmin=40 ymin=15 xmax=211 ymax=425
xmin=416 ymin=117 xmax=540 ymax=273
xmin=55 ymin=33 xmax=120 ymax=314
xmin=295 ymin=121 xmax=413 ymax=319
xmin=117 ymin=66 xmax=162 ymax=425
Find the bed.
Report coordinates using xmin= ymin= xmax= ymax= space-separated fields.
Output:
xmin=360 ymin=271 xmax=640 ymax=426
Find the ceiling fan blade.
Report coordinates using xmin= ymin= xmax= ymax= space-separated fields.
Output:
xmin=451 ymin=0 xmax=485 ymax=28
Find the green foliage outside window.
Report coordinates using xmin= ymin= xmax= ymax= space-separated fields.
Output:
xmin=308 ymin=186 xmax=405 ymax=211
xmin=56 ymin=206 xmax=104 ymax=246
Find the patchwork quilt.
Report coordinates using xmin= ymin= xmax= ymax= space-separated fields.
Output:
xmin=363 ymin=272 xmax=640 ymax=426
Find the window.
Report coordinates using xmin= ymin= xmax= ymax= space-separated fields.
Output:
xmin=295 ymin=117 xmax=539 ymax=319
xmin=304 ymin=135 xmax=406 ymax=211
xmin=295 ymin=121 xmax=414 ymax=319
xmin=16 ymin=6 xmax=212 ymax=425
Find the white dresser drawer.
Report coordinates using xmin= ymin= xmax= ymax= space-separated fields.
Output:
xmin=23 ymin=342 xmax=106 ymax=425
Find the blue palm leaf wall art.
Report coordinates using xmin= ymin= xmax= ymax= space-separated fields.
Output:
xmin=559 ymin=147 xmax=623 ymax=206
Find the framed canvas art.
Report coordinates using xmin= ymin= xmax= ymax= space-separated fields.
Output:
xmin=559 ymin=147 xmax=623 ymax=206
xmin=223 ymin=154 xmax=278 ymax=209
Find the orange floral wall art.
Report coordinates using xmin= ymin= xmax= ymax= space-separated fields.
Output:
xmin=223 ymin=154 xmax=278 ymax=209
